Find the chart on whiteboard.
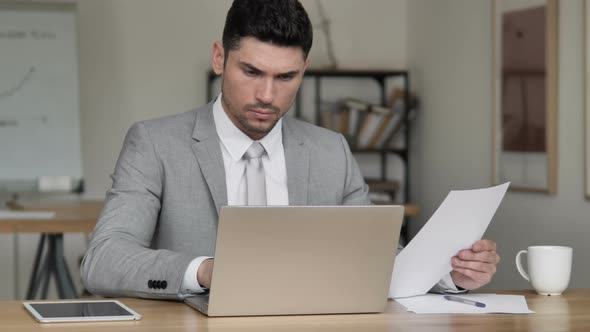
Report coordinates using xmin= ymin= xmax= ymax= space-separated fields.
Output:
xmin=0 ymin=4 xmax=82 ymax=189
xmin=0 ymin=65 xmax=36 ymax=99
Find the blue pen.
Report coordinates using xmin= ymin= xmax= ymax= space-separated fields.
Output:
xmin=443 ymin=295 xmax=486 ymax=308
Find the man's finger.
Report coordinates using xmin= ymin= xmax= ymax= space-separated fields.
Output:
xmin=472 ymin=239 xmax=497 ymax=252
xmin=458 ymin=250 xmax=499 ymax=264
xmin=453 ymin=267 xmax=492 ymax=285
xmin=452 ymin=257 xmax=497 ymax=274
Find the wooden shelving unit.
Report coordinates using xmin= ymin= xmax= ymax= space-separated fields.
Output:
xmin=295 ymin=69 xmax=411 ymax=202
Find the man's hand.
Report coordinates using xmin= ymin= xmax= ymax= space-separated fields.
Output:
xmin=450 ymin=239 xmax=500 ymax=290
xmin=197 ymin=258 xmax=214 ymax=289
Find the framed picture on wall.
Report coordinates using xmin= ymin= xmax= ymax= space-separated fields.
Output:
xmin=585 ymin=0 xmax=590 ymax=199
xmin=492 ymin=0 xmax=558 ymax=193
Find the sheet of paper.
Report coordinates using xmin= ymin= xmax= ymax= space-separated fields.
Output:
xmin=0 ymin=210 xmax=56 ymax=219
xmin=395 ymin=294 xmax=534 ymax=314
xmin=389 ymin=183 xmax=509 ymax=298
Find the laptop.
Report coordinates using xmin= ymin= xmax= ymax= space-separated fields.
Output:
xmin=185 ymin=205 xmax=403 ymax=317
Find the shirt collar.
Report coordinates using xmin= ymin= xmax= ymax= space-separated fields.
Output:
xmin=213 ymin=94 xmax=283 ymax=162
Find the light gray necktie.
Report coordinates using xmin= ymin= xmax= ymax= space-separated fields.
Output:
xmin=243 ymin=142 xmax=267 ymax=205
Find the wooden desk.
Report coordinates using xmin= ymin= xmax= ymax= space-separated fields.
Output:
xmin=403 ymin=203 xmax=418 ymax=217
xmin=0 ymin=203 xmax=101 ymax=233
xmin=1 ymin=289 xmax=589 ymax=331
xmin=0 ymin=201 xmax=102 ymax=300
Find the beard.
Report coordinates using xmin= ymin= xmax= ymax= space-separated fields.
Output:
xmin=238 ymin=102 xmax=281 ymax=133
xmin=222 ymin=93 xmax=283 ymax=138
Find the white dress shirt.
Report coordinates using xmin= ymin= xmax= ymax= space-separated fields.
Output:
xmin=180 ymin=94 xmax=288 ymax=295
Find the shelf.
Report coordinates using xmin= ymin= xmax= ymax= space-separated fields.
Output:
xmin=366 ymin=180 xmax=399 ymax=193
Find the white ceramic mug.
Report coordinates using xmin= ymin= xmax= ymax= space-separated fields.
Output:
xmin=515 ymin=246 xmax=573 ymax=295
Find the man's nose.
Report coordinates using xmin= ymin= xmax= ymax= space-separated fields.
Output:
xmin=255 ymin=78 xmax=275 ymax=105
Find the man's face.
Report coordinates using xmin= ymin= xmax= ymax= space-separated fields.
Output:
xmin=212 ymin=37 xmax=309 ymax=140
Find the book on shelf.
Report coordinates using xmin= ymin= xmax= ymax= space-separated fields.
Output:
xmin=319 ymin=100 xmax=343 ymax=132
xmin=319 ymin=89 xmax=418 ymax=150
xmin=342 ymin=98 xmax=370 ymax=143
xmin=339 ymin=108 xmax=350 ymax=136
xmin=374 ymin=95 xmax=406 ymax=149
xmin=356 ymin=104 xmax=393 ymax=149
xmin=385 ymin=89 xmax=418 ymax=149
xmin=368 ymin=99 xmax=406 ymax=149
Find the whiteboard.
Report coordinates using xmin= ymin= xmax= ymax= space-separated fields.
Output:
xmin=0 ymin=2 xmax=82 ymax=192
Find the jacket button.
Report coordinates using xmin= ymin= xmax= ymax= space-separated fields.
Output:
xmin=147 ymin=280 xmax=153 ymax=288
xmin=162 ymin=281 xmax=167 ymax=289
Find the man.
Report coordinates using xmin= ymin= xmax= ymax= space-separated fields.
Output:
xmin=81 ymin=0 xmax=499 ymax=299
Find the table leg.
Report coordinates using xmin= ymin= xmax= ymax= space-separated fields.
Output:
xmin=25 ymin=233 xmax=79 ymax=300
xmin=27 ymin=254 xmax=48 ymax=300
xmin=54 ymin=234 xmax=77 ymax=298
xmin=47 ymin=236 xmax=66 ymax=299
xmin=13 ymin=233 xmax=19 ymax=300
xmin=40 ymin=258 xmax=51 ymax=299
xmin=25 ymin=234 xmax=47 ymax=299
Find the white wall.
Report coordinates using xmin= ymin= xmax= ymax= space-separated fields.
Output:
xmin=407 ymin=0 xmax=590 ymax=290
xmin=0 ymin=0 xmax=408 ymax=300
xmin=78 ymin=0 xmax=232 ymax=200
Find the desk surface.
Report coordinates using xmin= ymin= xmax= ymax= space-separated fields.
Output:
xmin=2 ymin=289 xmax=589 ymax=331
xmin=0 ymin=201 xmax=102 ymax=233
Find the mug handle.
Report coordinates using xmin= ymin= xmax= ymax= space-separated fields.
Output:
xmin=515 ymin=250 xmax=530 ymax=281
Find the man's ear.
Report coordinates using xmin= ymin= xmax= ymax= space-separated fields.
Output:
xmin=212 ymin=41 xmax=225 ymax=75
xmin=303 ymin=56 xmax=311 ymax=72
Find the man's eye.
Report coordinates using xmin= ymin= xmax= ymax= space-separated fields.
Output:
xmin=278 ymin=75 xmax=294 ymax=81
xmin=244 ymin=69 xmax=258 ymax=77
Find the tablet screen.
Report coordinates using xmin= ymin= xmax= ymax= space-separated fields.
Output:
xmin=29 ymin=301 xmax=134 ymax=318
xmin=24 ymin=300 xmax=141 ymax=322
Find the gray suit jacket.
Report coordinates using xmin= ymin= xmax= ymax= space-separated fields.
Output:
xmin=80 ymin=103 xmax=371 ymax=299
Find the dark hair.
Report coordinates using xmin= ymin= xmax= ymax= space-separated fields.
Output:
xmin=222 ymin=0 xmax=313 ymax=59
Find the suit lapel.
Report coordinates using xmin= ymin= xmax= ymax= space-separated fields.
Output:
xmin=190 ymin=105 xmax=227 ymax=214
xmin=283 ymin=118 xmax=309 ymax=205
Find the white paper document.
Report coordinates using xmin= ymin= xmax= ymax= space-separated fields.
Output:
xmin=395 ymin=294 xmax=534 ymax=314
xmin=389 ymin=183 xmax=510 ymax=298
xmin=0 ymin=210 xmax=56 ymax=219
